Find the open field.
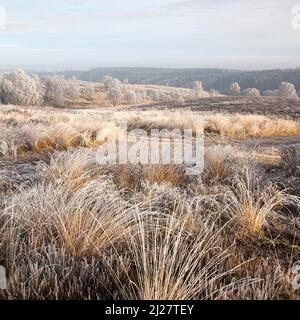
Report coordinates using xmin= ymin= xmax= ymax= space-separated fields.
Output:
xmin=0 ymin=96 xmax=300 ymax=300
xmin=130 ymin=96 xmax=300 ymax=120
xmin=2 ymin=0 xmax=300 ymax=304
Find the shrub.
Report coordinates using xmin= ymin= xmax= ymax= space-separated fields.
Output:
xmin=241 ymin=88 xmax=261 ymax=97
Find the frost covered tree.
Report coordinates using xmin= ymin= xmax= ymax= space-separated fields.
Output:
xmin=44 ymin=76 xmax=66 ymax=107
xmin=192 ymin=81 xmax=204 ymax=99
xmin=136 ymin=92 xmax=143 ymax=102
xmin=170 ymin=90 xmax=178 ymax=100
xmin=160 ymin=92 xmax=171 ymax=102
xmin=228 ymin=82 xmax=241 ymax=96
xmin=102 ymin=76 xmax=114 ymax=89
xmin=141 ymin=90 xmax=148 ymax=100
xmin=152 ymin=90 xmax=161 ymax=102
xmin=125 ymin=90 xmax=137 ymax=104
xmin=170 ymin=89 xmax=185 ymax=104
xmin=177 ymin=95 xmax=185 ymax=106
xmin=241 ymin=88 xmax=261 ymax=97
xmin=0 ymin=69 xmax=45 ymax=106
xmin=82 ymin=84 xmax=95 ymax=101
xmin=111 ymin=78 xmax=122 ymax=89
xmin=278 ymin=82 xmax=298 ymax=98
xmin=108 ymin=87 xmax=123 ymax=107
xmin=263 ymin=83 xmax=298 ymax=98
xmin=106 ymin=78 xmax=123 ymax=106
xmin=65 ymin=83 xmax=80 ymax=99
xmin=209 ymin=89 xmax=220 ymax=97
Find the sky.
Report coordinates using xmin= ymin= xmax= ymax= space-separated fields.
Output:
xmin=0 ymin=0 xmax=299 ymax=71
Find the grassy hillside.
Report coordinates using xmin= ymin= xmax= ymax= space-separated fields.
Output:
xmin=36 ymin=67 xmax=300 ymax=92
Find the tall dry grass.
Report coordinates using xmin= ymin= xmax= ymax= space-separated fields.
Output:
xmin=122 ymin=209 xmax=234 ymax=300
xmin=0 ymin=108 xmax=299 ymax=160
xmin=0 ymin=107 xmax=300 ymax=300
xmin=225 ymin=167 xmax=297 ymax=239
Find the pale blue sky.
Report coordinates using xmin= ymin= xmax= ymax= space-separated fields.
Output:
xmin=0 ymin=0 xmax=299 ymax=70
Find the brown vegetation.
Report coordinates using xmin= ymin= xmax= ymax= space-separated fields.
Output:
xmin=0 ymin=103 xmax=299 ymax=300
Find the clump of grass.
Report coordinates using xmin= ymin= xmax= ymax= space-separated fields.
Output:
xmin=34 ymin=123 xmax=85 ymax=152
xmin=279 ymin=146 xmax=300 ymax=177
xmin=122 ymin=209 xmax=234 ymax=300
xmin=143 ymin=165 xmax=188 ymax=188
xmin=226 ymin=167 xmax=289 ymax=239
xmin=0 ymin=179 xmax=134 ymax=259
xmin=103 ymin=164 xmax=144 ymax=192
xmin=0 ymin=242 xmax=130 ymax=300
xmin=39 ymin=149 xmax=100 ymax=192
xmin=203 ymin=145 xmax=237 ymax=183
xmin=205 ymin=114 xmax=300 ymax=139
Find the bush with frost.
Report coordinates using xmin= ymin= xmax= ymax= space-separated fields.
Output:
xmin=241 ymin=88 xmax=261 ymax=97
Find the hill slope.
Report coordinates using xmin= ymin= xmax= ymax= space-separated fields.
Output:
xmin=37 ymin=67 xmax=300 ymax=92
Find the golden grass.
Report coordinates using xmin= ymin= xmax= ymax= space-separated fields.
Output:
xmin=226 ymin=167 xmax=289 ymax=239
xmin=0 ymin=108 xmax=299 ymax=160
xmin=0 ymin=106 xmax=300 ymax=300
xmin=123 ymin=209 xmax=233 ymax=300
xmin=203 ymin=145 xmax=237 ymax=183
xmin=205 ymin=114 xmax=300 ymax=139
xmin=0 ymin=179 xmax=133 ymax=258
